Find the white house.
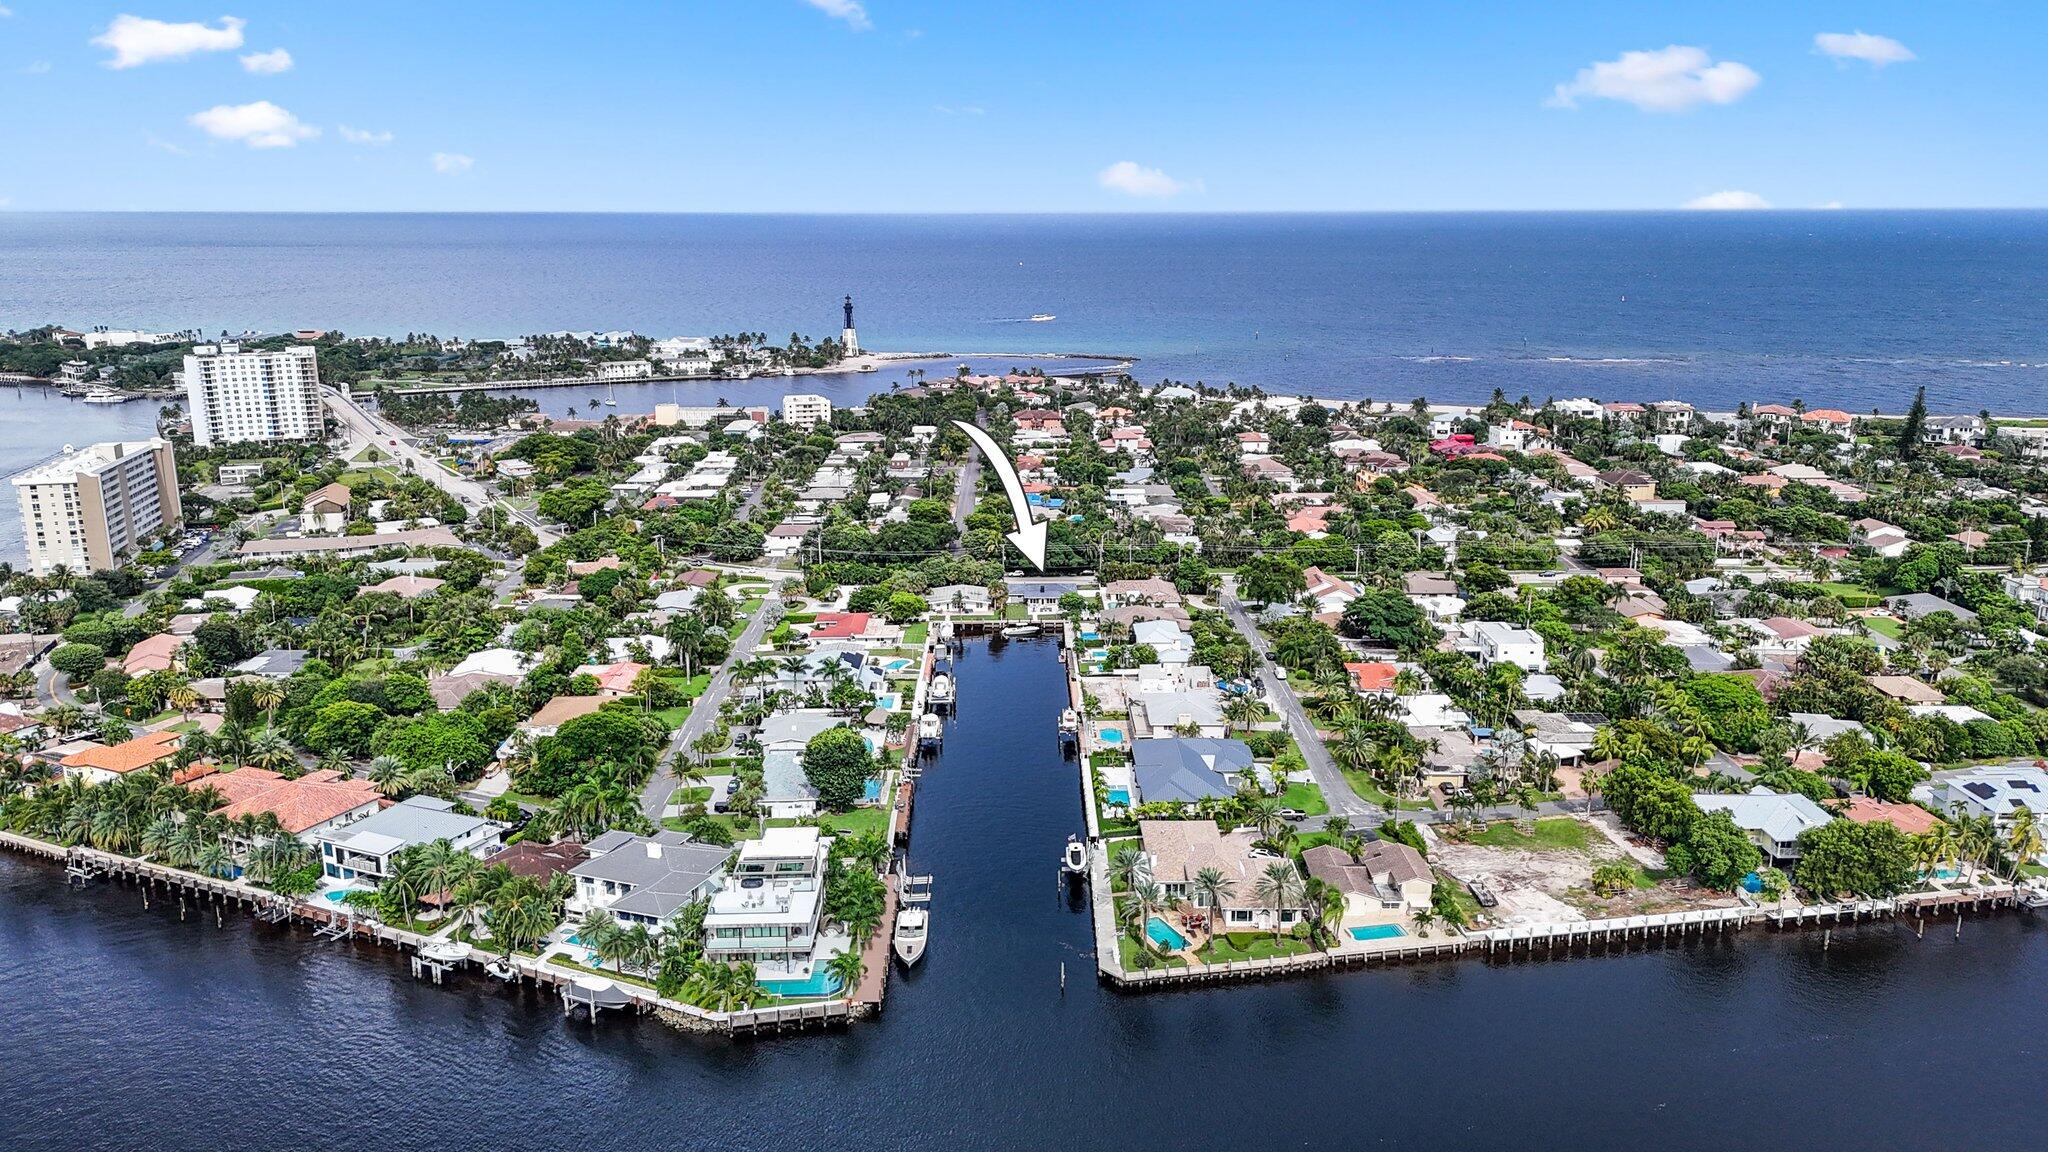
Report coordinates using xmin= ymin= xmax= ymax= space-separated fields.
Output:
xmin=316 ymin=797 xmax=504 ymax=884
xmin=1471 ymin=621 xmax=1546 ymax=672
xmin=568 ymin=830 xmax=731 ymax=930
xmin=1693 ymin=788 xmax=1832 ymax=867
xmin=702 ymin=827 xmax=832 ymax=977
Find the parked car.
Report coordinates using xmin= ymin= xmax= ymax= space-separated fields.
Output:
xmin=1276 ymin=807 xmax=1306 ymax=822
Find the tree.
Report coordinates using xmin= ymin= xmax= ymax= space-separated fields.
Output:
xmin=1337 ymin=589 xmax=1439 ymax=652
xmin=1191 ymin=865 xmax=1233 ymax=932
xmin=801 ymin=726 xmax=873 ymax=812
xmin=49 ymin=643 xmax=106 ymax=680
xmin=1897 ymin=386 xmax=1927 ymax=461
xmin=1795 ymin=819 xmax=1917 ymax=899
xmin=1252 ymin=861 xmax=1302 ymax=944
xmin=1664 ymin=810 xmax=1761 ymax=891
xmin=306 ymin=700 xmax=385 ymax=756
xmin=525 ymin=708 xmax=657 ymax=796
xmin=1237 ymin=555 xmax=1305 ymax=608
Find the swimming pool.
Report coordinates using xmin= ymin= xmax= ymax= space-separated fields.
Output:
xmin=1347 ymin=924 xmax=1407 ymax=941
xmin=1145 ymin=916 xmax=1189 ymax=950
xmin=1080 ymin=631 xmax=1101 ymax=642
xmin=875 ymin=693 xmax=899 ymax=710
xmin=1099 ymin=727 xmax=1125 ymax=744
xmin=1107 ymin=788 xmax=1131 ymax=807
xmin=758 ymin=968 xmax=846 ymax=998
xmin=863 ymin=779 xmax=882 ymax=803
xmin=881 ymin=658 xmax=913 ymax=672
xmin=321 ymin=888 xmax=369 ymax=905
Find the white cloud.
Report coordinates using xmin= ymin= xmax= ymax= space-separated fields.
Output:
xmin=240 ymin=48 xmax=294 ymax=74
xmin=1818 ymin=200 xmax=1845 ymax=210
xmin=339 ymin=125 xmax=394 ymax=145
xmin=0 ymin=198 xmax=11 ymax=209
xmin=1098 ymin=160 xmax=1198 ymax=199
xmin=804 ymin=0 xmax=871 ymax=31
xmin=93 ymin=14 xmax=246 ymax=69
xmin=21 ymin=61 xmax=51 ymax=75
xmin=188 ymin=101 xmax=318 ymax=148
xmin=1682 ymin=190 xmax=1771 ymax=211
xmin=146 ymin=134 xmax=192 ymax=155
xmin=1815 ymin=31 xmax=1915 ymax=68
xmin=0 ymin=7 xmax=14 ymax=17
xmin=1550 ymin=45 xmax=1759 ymax=112
xmin=431 ymin=152 xmax=475 ymax=174
xmin=934 ymin=104 xmax=985 ymax=116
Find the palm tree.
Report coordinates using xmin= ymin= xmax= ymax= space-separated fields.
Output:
xmin=2007 ymin=808 xmax=2042 ymax=881
xmin=1191 ymin=865 xmax=1232 ymax=936
xmin=1252 ymin=861 xmax=1303 ymax=945
xmin=824 ymin=948 xmax=867 ymax=994
xmin=252 ymin=681 xmax=286 ymax=727
xmin=368 ymin=755 xmax=410 ymax=797
xmin=1107 ymin=845 xmax=1151 ymax=892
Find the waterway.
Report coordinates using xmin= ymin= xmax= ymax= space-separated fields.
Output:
xmin=3 ymin=637 xmax=2046 ymax=1150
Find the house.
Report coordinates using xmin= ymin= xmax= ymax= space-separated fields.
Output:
xmin=316 ymin=796 xmax=504 ymax=883
xmin=1801 ymin=409 xmax=1855 ymax=433
xmin=1007 ymin=580 xmax=1081 ymax=618
xmin=361 ymin=574 xmax=445 ymax=600
xmin=300 ymin=482 xmax=352 ymax=534
xmin=703 ymin=827 xmax=831 ymax=976
xmin=483 ymin=840 xmax=589 ymax=881
xmin=1300 ymin=566 xmax=1360 ymax=615
xmin=447 ymin=647 xmax=539 ymax=680
xmin=1837 ymin=797 xmax=1941 ymax=837
xmin=428 ymin=670 xmax=521 ymax=711
xmin=1646 ymin=400 xmax=1695 ymax=433
xmin=1302 ymin=841 xmax=1433 ymax=915
xmin=1140 ymin=820 xmax=1307 ymax=933
xmin=61 ymin=730 xmax=183 ymax=785
xmin=1851 ymin=518 xmax=1911 ymax=558
xmin=758 ymin=710 xmax=857 ymax=818
xmin=1934 ymin=765 xmax=2048 ymax=834
xmin=568 ymin=829 xmax=731 ymax=930
xmin=808 ymin=612 xmax=874 ymax=641
xmin=204 ymin=768 xmax=383 ymax=846
xmin=1402 ymin=572 xmax=1465 ymax=623
xmin=1867 ymin=675 xmax=1945 ymax=706
xmin=1471 ymin=621 xmax=1546 ymax=672
xmin=1101 ymin=578 xmax=1181 ymax=609
xmin=1749 ymin=616 xmax=1821 ymax=655
xmin=1132 ymin=688 xmax=1227 ymax=739
xmin=1131 ymin=619 xmax=1195 ymax=667
xmin=1886 ymin=593 xmax=1977 ymax=624
xmin=514 ymin=695 xmax=607 ymax=743
xmin=1693 ymin=787 xmax=1832 ymax=866
xmin=1596 ymin=470 xmax=1657 ymax=501
xmin=1345 ymin=661 xmax=1400 ymax=696
xmin=1130 ymin=738 xmax=1260 ymax=804
xmin=928 ymin=584 xmax=992 ymax=615
xmin=572 ymin=659 xmax=647 ymax=697
xmin=123 ymin=633 xmax=184 ymax=676
xmin=1922 ymin=414 xmax=1985 ymax=445
xmin=1513 ymin=710 xmax=1599 ymax=763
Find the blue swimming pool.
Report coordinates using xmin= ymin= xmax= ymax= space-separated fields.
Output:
xmin=863 ymin=778 xmax=882 ymax=802
xmin=1099 ymin=727 xmax=1125 ymax=744
xmin=875 ymin=693 xmax=899 ymax=710
xmin=1080 ymin=631 xmax=1101 ymax=642
xmin=758 ymin=968 xmax=847 ymax=998
xmin=1145 ymin=916 xmax=1188 ymax=950
xmin=882 ymin=658 xmax=912 ymax=672
xmin=322 ymin=888 xmax=369 ymax=905
xmin=1347 ymin=924 xmax=1407 ymax=941
xmin=1107 ymin=788 xmax=1131 ymax=807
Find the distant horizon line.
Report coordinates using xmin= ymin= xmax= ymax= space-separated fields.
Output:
xmin=3 ymin=207 xmax=2046 ymax=217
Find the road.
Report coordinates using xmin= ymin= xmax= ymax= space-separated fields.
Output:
xmin=1219 ymin=580 xmax=1378 ymax=820
xmin=949 ymin=447 xmax=981 ymax=550
xmin=637 ymin=597 xmax=779 ymax=820
xmin=323 ymin=389 xmax=559 ymax=547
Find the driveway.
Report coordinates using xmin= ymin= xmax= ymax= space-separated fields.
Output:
xmin=1219 ymin=580 xmax=1378 ymax=820
xmin=638 ymin=597 xmax=779 ymax=820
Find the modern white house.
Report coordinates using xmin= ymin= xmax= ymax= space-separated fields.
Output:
xmin=183 ymin=343 xmax=324 ymax=448
xmin=703 ymin=827 xmax=832 ymax=976
xmin=568 ymin=829 xmax=732 ymax=930
xmin=1471 ymin=621 xmax=1546 ymax=672
xmin=315 ymin=797 xmax=505 ymax=884
xmin=781 ymin=393 xmax=833 ymax=431
xmin=1934 ymin=764 xmax=2048 ymax=835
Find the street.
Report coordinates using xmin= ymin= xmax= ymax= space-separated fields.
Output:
xmin=323 ymin=389 xmax=559 ymax=547
xmin=637 ymin=596 xmax=779 ymax=820
xmin=1218 ymin=580 xmax=1379 ymax=821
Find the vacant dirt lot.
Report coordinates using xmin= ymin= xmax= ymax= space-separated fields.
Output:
xmin=1432 ymin=815 xmax=1744 ymax=927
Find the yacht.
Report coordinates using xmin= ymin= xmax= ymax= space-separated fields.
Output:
xmin=927 ymin=672 xmax=954 ymax=708
xmin=80 ymin=389 xmax=131 ymax=404
xmin=917 ymin=711 xmax=943 ymax=747
xmin=1000 ymin=623 xmax=1039 ymax=638
xmin=893 ymin=907 xmax=929 ymax=966
xmin=1059 ymin=707 xmax=1079 ymax=733
xmin=1062 ymin=835 xmax=1089 ymax=876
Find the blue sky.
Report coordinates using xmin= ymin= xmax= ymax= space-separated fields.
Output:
xmin=0 ymin=2 xmax=2039 ymax=211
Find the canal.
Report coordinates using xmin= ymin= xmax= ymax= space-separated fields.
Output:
xmin=3 ymin=636 xmax=2048 ymax=1150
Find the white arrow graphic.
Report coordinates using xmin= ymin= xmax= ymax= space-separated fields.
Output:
xmin=952 ymin=418 xmax=1048 ymax=571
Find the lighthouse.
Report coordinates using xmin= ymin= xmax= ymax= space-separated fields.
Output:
xmin=841 ymin=294 xmax=860 ymax=356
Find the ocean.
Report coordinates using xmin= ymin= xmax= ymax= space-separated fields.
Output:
xmin=4 ymin=211 xmax=2046 ymax=417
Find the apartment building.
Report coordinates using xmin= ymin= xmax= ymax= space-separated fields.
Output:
xmin=782 ymin=393 xmax=833 ymax=431
xmin=183 ymin=343 xmax=324 ymax=447
xmin=11 ymin=438 xmax=181 ymax=574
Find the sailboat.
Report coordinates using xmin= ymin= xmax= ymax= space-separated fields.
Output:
xmin=602 ymin=383 xmax=618 ymax=406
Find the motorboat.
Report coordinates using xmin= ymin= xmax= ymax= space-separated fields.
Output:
xmin=1000 ymin=623 xmax=1039 ymax=638
xmin=1062 ymin=835 xmax=1089 ymax=876
xmin=918 ymin=711 xmax=943 ymax=746
xmin=1059 ymin=707 xmax=1079 ymax=733
xmin=927 ymin=672 xmax=954 ymax=708
xmin=893 ymin=907 xmax=929 ymax=966
xmin=858 ymin=363 xmax=878 ymax=372
xmin=484 ymin=958 xmax=520 ymax=981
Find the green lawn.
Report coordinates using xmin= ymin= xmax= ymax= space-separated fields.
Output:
xmin=902 ymin=622 xmax=929 ymax=645
xmin=1461 ymin=817 xmax=1596 ymax=852
xmin=1118 ymin=933 xmax=1186 ymax=970
xmin=1341 ymin=770 xmax=1436 ymax=811
xmin=1277 ymin=781 xmax=1329 ymax=817
xmin=1199 ymin=931 xmax=1316 ymax=963
xmin=674 ymin=786 xmax=713 ymax=806
xmin=1862 ymin=615 xmax=1904 ymax=639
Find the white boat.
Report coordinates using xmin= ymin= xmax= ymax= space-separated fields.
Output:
xmin=1000 ymin=624 xmax=1039 ymax=637
xmin=858 ymin=363 xmax=877 ymax=372
xmin=81 ymin=390 xmax=130 ymax=404
xmin=1062 ymin=835 xmax=1088 ymax=875
xmin=602 ymin=384 xmax=618 ymax=406
xmin=484 ymin=958 xmax=520 ymax=981
xmin=1029 ymin=314 xmax=1056 ymax=322
xmin=893 ymin=907 xmax=929 ymax=966
xmin=918 ymin=712 xmax=943 ymax=745
xmin=928 ymin=673 xmax=954 ymax=706
xmin=1059 ymin=707 xmax=1079 ymax=732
